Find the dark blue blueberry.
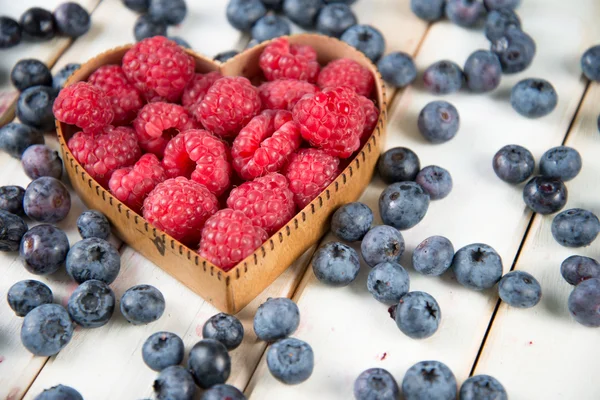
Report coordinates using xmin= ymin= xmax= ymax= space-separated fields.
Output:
xmin=0 ymin=185 xmax=25 ymax=215
xmin=410 ymin=0 xmax=445 ymax=21
xmin=214 ymin=50 xmax=239 ymax=63
xmin=77 ymin=210 xmax=110 ymax=240
xmin=402 ymin=360 xmax=456 ymax=400
xmin=53 ymin=63 xmax=81 ymax=91
xmin=53 ymin=2 xmax=91 ymax=38
xmin=169 ymin=36 xmax=190 ymax=48
xmin=142 ymin=331 xmax=185 ymax=371
xmin=367 ymin=262 xmax=410 ymax=305
xmin=492 ymin=144 xmax=535 ymax=184
xmin=361 ymin=225 xmax=405 ymax=267
xmin=16 ymin=85 xmax=57 ymax=131
xmin=523 ymin=176 xmax=567 ymax=215
xmin=445 ymin=0 xmax=486 ymax=27
xmin=316 ymin=3 xmax=357 ymax=37
xmin=568 ymin=278 xmax=600 ymax=327
xmin=254 ymin=297 xmax=300 ymax=341
xmin=24 ymin=177 xmax=71 ymax=223
xmin=0 ymin=123 xmax=44 ymax=159
xmin=66 ymin=238 xmax=120 ymax=284
xmin=201 ymin=384 xmax=246 ymax=400
xmin=391 ymin=291 xmax=441 ymax=339
xmin=153 ymin=365 xmax=196 ymax=400
xmin=423 ymin=60 xmax=463 ymax=95
xmin=7 ymin=280 xmax=53 ymax=317
xmin=0 ymin=17 xmax=22 ymax=49
xmin=484 ymin=0 xmax=520 ymax=10
xmin=20 ymin=224 xmax=69 ymax=275
xmin=202 ymin=313 xmax=245 ymax=350
xmin=227 ymin=0 xmax=267 ymax=32
xmin=34 ymin=385 xmax=83 ymax=400
xmin=490 ymin=26 xmax=536 ymax=74
xmin=0 ymin=210 xmax=28 ymax=252
xmin=340 ymin=25 xmax=386 ymax=63
xmin=452 ymin=243 xmax=502 ymax=290
xmin=498 ymin=270 xmax=541 ymax=308
xmin=20 ymin=8 xmax=57 ymax=41
xmin=68 ymin=280 xmax=115 ymax=328
xmin=377 ymin=147 xmax=421 ymax=183
xmin=312 ymin=242 xmax=360 ymax=287
xmin=460 ymin=375 xmax=507 ymax=400
xmin=283 ymin=0 xmax=323 ymax=29
xmin=331 ymin=202 xmax=373 ymax=242
xmin=188 ymin=339 xmax=231 ymax=389
xmin=552 ymin=208 xmax=599 ymax=248
xmin=484 ymin=9 xmax=520 ymax=41
xmin=417 ymin=101 xmax=460 ymax=144
xmin=412 ymin=236 xmax=454 ymax=276
xmin=123 ymin=0 xmax=150 ymax=13
xmin=267 ymin=337 xmax=314 ymax=384
xmin=415 ymin=166 xmax=453 ymax=200
xmin=561 ymin=255 xmax=600 ymax=285
xmin=134 ymin=14 xmax=167 ymax=42
xmin=262 ymin=0 xmax=283 ymax=9
xmin=539 ymin=146 xmax=582 ymax=182
xmin=378 ymin=52 xmax=417 ymax=88
xmin=581 ymin=45 xmax=600 ymax=81
xmin=251 ymin=14 xmax=291 ymax=43
xmin=380 ymin=182 xmax=430 ymax=230
xmin=21 ymin=303 xmax=73 ymax=356
xmin=354 ymin=368 xmax=400 ymax=400
xmin=511 ymin=78 xmax=557 ymax=118
xmin=10 ymin=59 xmax=52 ymax=92
xmin=464 ymin=50 xmax=502 ymax=92
xmin=149 ymin=0 xmax=187 ymax=25
xmin=120 ymin=284 xmax=165 ymax=325
xmin=22 ymin=145 xmax=63 ymax=180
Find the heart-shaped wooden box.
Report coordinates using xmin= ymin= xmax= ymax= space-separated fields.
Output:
xmin=55 ymin=34 xmax=387 ymax=314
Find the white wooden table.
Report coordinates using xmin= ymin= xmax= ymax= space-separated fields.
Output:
xmin=1 ymin=0 xmax=599 ymax=399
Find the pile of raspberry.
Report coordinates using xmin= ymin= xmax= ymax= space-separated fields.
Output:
xmin=53 ymin=36 xmax=379 ymax=271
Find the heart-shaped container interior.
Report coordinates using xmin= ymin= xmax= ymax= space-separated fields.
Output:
xmin=55 ymin=34 xmax=387 ymax=313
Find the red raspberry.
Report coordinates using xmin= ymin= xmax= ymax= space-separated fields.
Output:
xmin=133 ymin=102 xmax=196 ymax=157
xmin=258 ymin=79 xmax=318 ymax=111
xmin=53 ymin=82 xmax=114 ymax=133
xmin=231 ymin=110 xmax=301 ymax=180
xmin=143 ymin=177 xmax=219 ymax=246
xmin=108 ymin=154 xmax=166 ymax=213
xmin=292 ymin=86 xmax=365 ymax=158
xmin=226 ymin=173 xmax=296 ymax=234
xmin=284 ymin=148 xmax=340 ymax=209
xmin=199 ymin=208 xmax=268 ymax=271
xmin=317 ymin=58 xmax=375 ymax=97
xmin=359 ymin=95 xmax=379 ymax=141
xmin=122 ymin=36 xmax=195 ymax=102
xmin=88 ymin=64 xmax=144 ymax=125
xmin=181 ymin=72 xmax=222 ymax=112
xmin=68 ymin=125 xmax=141 ymax=187
xmin=193 ymin=76 xmax=261 ymax=139
xmin=259 ymin=38 xmax=320 ymax=83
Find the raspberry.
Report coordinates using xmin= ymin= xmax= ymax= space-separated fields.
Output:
xmin=122 ymin=36 xmax=195 ymax=102
xmin=181 ymin=71 xmax=222 ymax=112
xmin=259 ymin=38 xmax=320 ymax=82
xmin=226 ymin=172 xmax=296 ymax=234
xmin=284 ymin=148 xmax=340 ymax=209
xmin=68 ymin=125 xmax=141 ymax=187
xmin=231 ymin=110 xmax=301 ymax=180
xmin=143 ymin=177 xmax=219 ymax=246
xmin=88 ymin=64 xmax=143 ymax=125
xmin=292 ymin=86 xmax=365 ymax=158
xmin=53 ymin=82 xmax=114 ymax=132
xmin=108 ymin=153 xmax=166 ymax=213
xmin=133 ymin=102 xmax=196 ymax=157
xmin=317 ymin=58 xmax=375 ymax=97
xmin=199 ymin=208 xmax=268 ymax=271
xmin=258 ymin=79 xmax=318 ymax=111
xmin=193 ymin=76 xmax=261 ymax=139
xmin=359 ymin=95 xmax=379 ymax=141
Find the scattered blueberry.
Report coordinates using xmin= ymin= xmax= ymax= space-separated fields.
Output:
xmin=142 ymin=331 xmax=185 ymax=371
xmin=464 ymin=50 xmax=502 ymax=92
xmin=378 ymin=52 xmax=417 ymax=88
xmin=483 ymin=0 xmax=520 ymax=10
xmin=201 ymin=384 xmax=246 ymax=400
xmin=20 ymin=224 xmax=69 ymax=275
xmin=378 ymin=147 xmax=421 ymax=183
xmin=581 ymin=45 xmax=600 ymax=81
xmin=33 ymin=385 xmax=83 ymax=400
xmin=202 ymin=313 xmax=245 ymax=350
xmin=0 ymin=210 xmax=28 ymax=252
xmin=149 ymin=0 xmax=187 ymax=25
xmin=10 ymin=59 xmax=52 ymax=92
xmin=561 ymin=255 xmax=600 ymax=285
xmin=316 ymin=3 xmax=357 ymax=37
xmin=445 ymin=0 xmax=486 ymax=27
xmin=267 ymin=337 xmax=314 ymax=384
xmin=0 ymin=185 xmax=25 ymax=215
xmin=53 ymin=63 xmax=81 ymax=91
xmin=539 ymin=146 xmax=582 ymax=181
xmin=412 ymin=236 xmax=455 ymax=276
xmin=484 ymin=8 xmax=520 ymax=41
xmin=283 ymin=0 xmax=323 ymax=29
xmin=340 ymin=24 xmax=386 ymax=63
xmin=120 ymin=284 xmax=165 ymax=325
xmin=21 ymin=145 xmax=63 ymax=180
xmin=391 ymin=291 xmax=441 ymax=339
xmin=66 ymin=238 xmax=120 ymax=283
xmin=21 ymin=303 xmax=74 ymax=356
xmin=254 ymin=297 xmax=300 ymax=341
xmin=154 ymin=365 xmax=196 ymax=400
xmin=188 ymin=339 xmax=231 ymax=389
xmin=410 ymin=0 xmax=446 ymax=21
xmin=122 ymin=0 xmax=150 ymax=13
xmin=460 ymin=375 xmax=507 ymax=400
xmin=77 ymin=210 xmax=110 ymax=240
xmin=354 ymin=368 xmax=400 ymax=400
xmin=423 ymin=60 xmax=463 ymax=95
xmin=0 ymin=122 xmax=44 ymax=159
xmin=522 ymin=176 xmax=568 ymax=215
xmin=498 ymin=270 xmax=542 ymax=308
xmin=490 ymin=26 xmax=536 ymax=74
xmin=68 ymin=280 xmax=115 ymax=328
xmin=169 ymin=36 xmax=190 ymax=48
xmin=380 ymin=181 xmax=430 ymax=230
xmin=415 ymin=166 xmax=453 ymax=200
xmin=331 ymin=202 xmax=373 ymax=242
xmin=20 ymin=7 xmax=57 ymax=41
xmin=361 ymin=225 xmax=405 ymax=267
xmin=568 ymin=278 xmax=600 ymax=327
xmin=552 ymin=208 xmax=599 ymax=248
xmin=402 ymin=360 xmax=457 ymax=400
xmin=0 ymin=17 xmax=22 ymax=49
xmin=53 ymin=2 xmax=91 ymax=38
xmin=214 ymin=50 xmax=239 ymax=63
xmin=312 ymin=242 xmax=360 ymax=287
xmin=251 ymin=14 xmax=291 ymax=43
xmin=16 ymin=85 xmax=57 ymax=131
xmin=492 ymin=144 xmax=535 ymax=184
xmin=227 ymin=0 xmax=267 ymax=32
xmin=452 ymin=243 xmax=503 ymax=290
xmin=511 ymin=78 xmax=558 ymax=118
xmin=24 ymin=177 xmax=71 ymax=223
xmin=7 ymin=280 xmax=53 ymax=317
xmin=133 ymin=14 xmax=167 ymax=42
xmin=367 ymin=261 xmax=410 ymax=305
xmin=417 ymin=101 xmax=460 ymax=144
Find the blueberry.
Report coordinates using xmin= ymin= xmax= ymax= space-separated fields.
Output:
xmin=492 ymin=144 xmax=535 ymax=184
xmin=561 ymin=255 xmax=600 ymax=285
xmin=201 ymin=384 xmax=246 ymax=400
xmin=0 ymin=122 xmax=44 ymax=159
xmin=463 ymin=50 xmax=502 ymax=92
xmin=539 ymin=146 xmax=582 ymax=182
xmin=483 ymin=0 xmax=520 ymax=10
xmin=490 ymin=26 xmax=536 ymax=74
xmin=120 ymin=284 xmax=165 ymax=325
xmin=552 ymin=208 xmax=599 ymax=248
xmin=267 ymin=337 xmax=314 ymax=384
xmin=460 ymin=375 xmax=507 ymax=400
xmin=377 ymin=147 xmax=421 ymax=183
xmin=283 ymin=0 xmax=323 ymax=29
xmin=21 ymin=303 xmax=74 ymax=356
xmin=522 ymin=176 xmax=567 ymax=215
xmin=10 ymin=59 xmax=53 ymax=92
xmin=415 ymin=166 xmax=453 ymax=200
xmin=402 ymin=360 xmax=457 ymax=400
xmin=568 ymin=278 xmax=600 ymax=327
xmin=77 ymin=210 xmax=110 ymax=240
xmin=251 ymin=15 xmax=291 ymax=42
xmin=361 ymin=225 xmax=405 ymax=267
xmin=66 ymin=238 xmax=120 ymax=283
xmin=7 ymin=280 xmax=53 ymax=317
xmin=169 ymin=36 xmax=190 ymax=48
xmin=53 ymin=2 xmax=91 ymax=38
xmin=423 ymin=60 xmax=463 ymax=95
xmin=410 ymin=0 xmax=446 ymax=21
xmin=451 ymin=243 xmax=503 ymax=290
xmin=188 ymin=339 xmax=231 ymax=388
xmin=0 ymin=185 xmax=25 ymax=215
xmin=22 ymin=145 xmax=63 ymax=180
xmin=498 ymin=270 xmax=541 ymax=308
xmin=331 ymin=202 xmax=373 ymax=242
xmin=412 ymin=236 xmax=454 ymax=276
xmin=68 ymin=280 xmax=115 ymax=328
xmin=262 ymin=0 xmax=284 ymax=10
xmin=378 ymin=52 xmax=417 ymax=88
xmin=391 ymin=291 xmax=441 ymax=339
xmin=227 ymin=0 xmax=267 ymax=32
xmin=341 ymin=24 xmax=386 ymax=63
xmin=133 ymin=14 xmax=167 ymax=42
xmin=202 ymin=313 xmax=245 ymax=350
xmin=380 ymin=182 xmax=430 ymax=230
xmin=33 ymin=385 xmax=83 ymax=400
xmin=142 ymin=331 xmax=185 ymax=371
xmin=214 ymin=50 xmax=239 ymax=63
xmin=153 ymin=365 xmax=196 ymax=400
xmin=484 ymin=9 xmax=520 ymax=41
xmin=149 ymin=0 xmax=187 ymax=25
xmin=312 ymin=242 xmax=360 ymax=287
xmin=24 ymin=177 xmax=71 ymax=223
xmin=417 ymin=101 xmax=460 ymax=144
xmin=581 ymin=45 xmax=600 ymax=81
xmin=16 ymin=85 xmax=57 ymax=131
xmin=367 ymin=262 xmax=410 ymax=305
xmin=20 ymin=8 xmax=57 ymax=41
xmin=20 ymin=224 xmax=69 ymax=275
xmin=123 ymin=0 xmax=150 ymax=13
xmin=254 ymin=297 xmax=300 ymax=341
xmin=511 ymin=78 xmax=558 ymax=118
xmin=316 ymin=3 xmax=357 ymax=37
xmin=445 ymin=0 xmax=486 ymax=27
xmin=0 ymin=17 xmax=22 ymax=49
xmin=354 ymin=368 xmax=400 ymax=400
xmin=0 ymin=210 xmax=28 ymax=252
xmin=53 ymin=63 xmax=81 ymax=91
